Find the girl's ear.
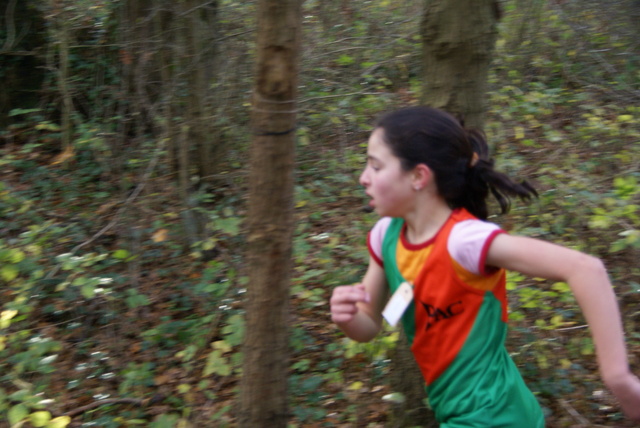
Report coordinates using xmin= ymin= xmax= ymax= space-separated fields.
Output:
xmin=412 ymin=163 xmax=433 ymax=191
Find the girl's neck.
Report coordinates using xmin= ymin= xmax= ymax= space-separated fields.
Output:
xmin=403 ymin=199 xmax=452 ymax=245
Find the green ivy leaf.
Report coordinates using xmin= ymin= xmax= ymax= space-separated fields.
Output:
xmin=80 ymin=284 xmax=95 ymax=299
xmin=112 ymin=249 xmax=130 ymax=260
xmin=8 ymin=108 xmax=41 ymax=117
xmin=9 ymin=249 xmax=26 ymax=264
xmin=149 ymin=413 xmax=178 ymax=428
xmin=203 ymin=350 xmax=231 ymax=377
xmin=125 ymin=292 xmax=150 ymax=309
xmin=8 ymin=404 xmax=29 ymax=426
xmin=610 ymin=239 xmax=628 ymax=253
xmin=336 ymin=54 xmax=355 ymax=66
xmin=1 ymin=266 xmax=19 ymax=282
xmin=221 ymin=314 xmax=245 ymax=347
xmin=213 ymin=217 xmax=241 ymax=236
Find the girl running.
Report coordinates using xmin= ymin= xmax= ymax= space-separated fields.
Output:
xmin=330 ymin=106 xmax=640 ymax=426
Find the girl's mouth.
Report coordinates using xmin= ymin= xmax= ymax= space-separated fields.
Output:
xmin=365 ymin=193 xmax=374 ymax=207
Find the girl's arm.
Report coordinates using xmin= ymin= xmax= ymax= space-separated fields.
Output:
xmin=330 ymin=257 xmax=388 ymax=342
xmin=487 ymin=234 xmax=640 ymax=420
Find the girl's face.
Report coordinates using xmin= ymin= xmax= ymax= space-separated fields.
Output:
xmin=359 ymin=128 xmax=415 ymax=217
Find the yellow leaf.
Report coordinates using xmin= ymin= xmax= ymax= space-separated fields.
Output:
xmin=514 ymin=126 xmax=525 ymax=140
xmin=46 ymin=416 xmax=72 ymax=428
xmin=348 ymin=381 xmax=363 ymax=391
xmin=202 ymin=239 xmax=216 ymax=251
xmin=30 ymin=410 xmax=52 ymax=427
xmin=51 ymin=146 xmax=75 ymax=166
xmin=537 ymin=354 xmax=549 ymax=369
xmin=151 ymin=229 xmax=169 ymax=243
xmin=1 ymin=310 xmax=18 ymax=321
xmin=213 ymin=340 xmax=232 ymax=353
xmin=176 ymin=419 xmax=192 ymax=428
xmin=1 ymin=310 xmax=18 ymax=328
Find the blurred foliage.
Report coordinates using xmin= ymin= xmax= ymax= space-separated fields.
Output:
xmin=0 ymin=0 xmax=639 ymax=426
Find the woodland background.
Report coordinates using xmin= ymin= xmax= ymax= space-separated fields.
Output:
xmin=1 ymin=0 xmax=640 ymax=427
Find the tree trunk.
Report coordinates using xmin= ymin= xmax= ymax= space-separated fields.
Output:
xmin=120 ymin=0 xmax=155 ymax=137
xmin=191 ymin=1 xmax=221 ymax=181
xmin=420 ymin=0 xmax=499 ymax=130
xmin=388 ymin=331 xmax=437 ymax=428
xmin=0 ymin=0 xmax=47 ymax=128
xmin=238 ymin=0 xmax=302 ymax=427
xmin=55 ymin=18 xmax=73 ymax=150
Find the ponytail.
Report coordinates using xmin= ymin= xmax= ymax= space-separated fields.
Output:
xmin=458 ymin=129 xmax=537 ymax=220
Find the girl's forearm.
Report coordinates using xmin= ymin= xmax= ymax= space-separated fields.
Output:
xmin=567 ymin=255 xmax=630 ymax=382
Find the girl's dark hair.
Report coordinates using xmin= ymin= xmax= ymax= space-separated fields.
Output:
xmin=376 ymin=106 xmax=536 ymax=220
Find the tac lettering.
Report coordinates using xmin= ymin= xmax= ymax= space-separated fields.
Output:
xmin=421 ymin=300 xmax=463 ymax=331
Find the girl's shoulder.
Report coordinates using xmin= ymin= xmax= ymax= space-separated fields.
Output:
xmin=367 ymin=217 xmax=394 ymax=266
xmin=370 ymin=217 xmax=394 ymax=244
xmin=448 ymin=219 xmax=506 ymax=275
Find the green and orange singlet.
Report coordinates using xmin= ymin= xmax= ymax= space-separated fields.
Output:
xmin=368 ymin=209 xmax=544 ymax=427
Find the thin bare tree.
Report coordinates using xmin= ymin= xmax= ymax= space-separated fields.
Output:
xmin=238 ymin=0 xmax=302 ymax=426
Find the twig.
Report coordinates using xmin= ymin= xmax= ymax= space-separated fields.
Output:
xmin=177 ymin=0 xmax=219 ymax=17
xmin=559 ymin=399 xmax=591 ymax=426
xmin=299 ymin=91 xmax=388 ymax=103
xmin=63 ymin=398 xmax=144 ymax=418
xmin=556 ymin=324 xmax=588 ymax=332
xmin=215 ymin=29 xmax=254 ymax=43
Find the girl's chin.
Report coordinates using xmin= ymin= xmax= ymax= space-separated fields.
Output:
xmin=369 ymin=200 xmax=391 ymax=217
xmin=375 ymin=207 xmax=399 ymax=218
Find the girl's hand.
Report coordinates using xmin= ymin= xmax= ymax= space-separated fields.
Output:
xmin=606 ymin=371 xmax=640 ymax=421
xmin=330 ymin=284 xmax=370 ymax=324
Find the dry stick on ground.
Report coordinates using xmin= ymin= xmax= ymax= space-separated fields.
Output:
xmin=558 ymin=399 xmax=591 ymax=426
xmin=62 ymin=398 xmax=144 ymax=418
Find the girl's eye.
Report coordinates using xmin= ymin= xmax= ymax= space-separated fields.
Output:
xmin=366 ymin=156 xmax=381 ymax=171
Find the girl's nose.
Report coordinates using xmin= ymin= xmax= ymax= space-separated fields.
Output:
xmin=359 ymin=168 xmax=369 ymax=187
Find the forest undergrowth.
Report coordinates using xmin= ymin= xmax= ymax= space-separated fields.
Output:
xmin=1 ymin=77 xmax=639 ymax=428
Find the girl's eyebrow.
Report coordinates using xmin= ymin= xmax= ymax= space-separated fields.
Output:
xmin=366 ymin=155 xmax=379 ymax=165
